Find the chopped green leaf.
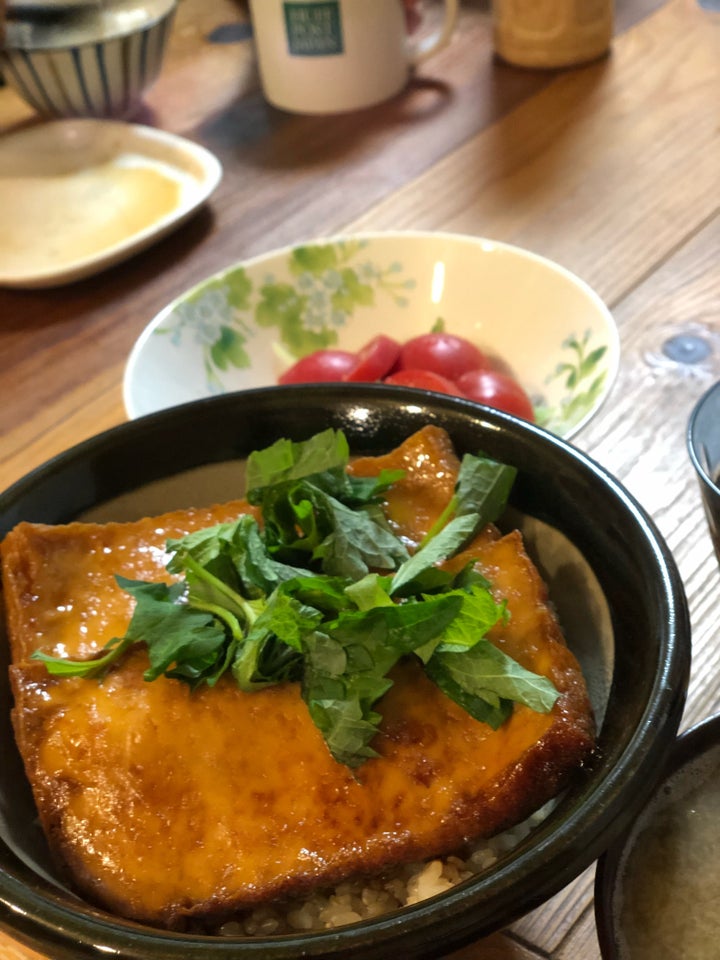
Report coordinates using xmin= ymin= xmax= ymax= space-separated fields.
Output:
xmin=434 ymin=583 xmax=508 ymax=651
xmin=424 ymin=654 xmax=514 ymax=729
xmin=117 ymin=577 xmax=229 ymax=685
xmin=312 ymin=492 xmax=409 ymax=579
xmin=245 ymin=429 xmax=349 ymax=494
xmin=167 ymin=515 xmax=311 ymax=597
xmin=422 ymin=454 xmax=517 ymax=545
xmin=454 ymin=453 xmax=518 ymax=525
xmin=426 ymin=639 xmax=559 ymax=728
xmin=255 ymin=478 xmax=409 ymax=580
xmin=31 ymin=426 xmax=563 ymax=771
xmin=304 ymin=692 xmax=385 ymax=769
xmin=344 ymin=469 xmax=406 ymax=505
xmin=31 ymin=635 xmax=134 ymax=679
xmin=390 ymin=514 xmax=479 ymax=595
xmin=231 ymin=593 xmax=311 ymax=690
xmin=343 ymin=573 xmax=394 ymax=612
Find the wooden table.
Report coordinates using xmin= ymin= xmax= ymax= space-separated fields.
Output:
xmin=1 ymin=0 xmax=719 ymax=957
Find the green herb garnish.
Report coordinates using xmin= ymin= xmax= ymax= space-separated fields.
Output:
xmin=32 ymin=428 xmax=559 ymax=768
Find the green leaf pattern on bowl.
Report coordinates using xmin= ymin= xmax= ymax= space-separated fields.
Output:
xmin=155 ymin=239 xmax=609 ymax=436
xmin=535 ymin=331 xmax=609 ymax=435
xmin=157 ymin=240 xmax=415 ymax=392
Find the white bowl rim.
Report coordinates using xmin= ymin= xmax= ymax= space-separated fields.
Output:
xmin=123 ymin=228 xmax=620 ymax=436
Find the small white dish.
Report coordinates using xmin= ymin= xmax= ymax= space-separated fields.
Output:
xmin=124 ymin=231 xmax=619 ymax=439
xmin=0 ymin=119 xmax=222 ymax=288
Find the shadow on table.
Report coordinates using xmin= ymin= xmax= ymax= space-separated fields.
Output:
xmin=195 ymin=76 xmax=458 ymax=171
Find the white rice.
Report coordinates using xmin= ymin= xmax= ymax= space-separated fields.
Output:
xmin=217 ymin=806 xmax=550 ymax=937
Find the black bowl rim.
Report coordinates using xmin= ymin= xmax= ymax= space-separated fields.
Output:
xmin=0 ymin=384 xmax=691 ymax=959
xmin=594 ymin=711 xmax=720 ymax=959
xmin=687 ymin=378 xmax=720 ymax=493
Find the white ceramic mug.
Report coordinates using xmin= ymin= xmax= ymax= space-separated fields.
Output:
xmin=248 ymin=0 xmax=459 ymax=114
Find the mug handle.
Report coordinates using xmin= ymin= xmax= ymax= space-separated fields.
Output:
xmin=407 ymin=0 xmax=459 ymax=66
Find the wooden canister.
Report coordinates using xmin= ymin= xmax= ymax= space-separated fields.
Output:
xmin=493 ymin=0 xmax=613 ymax=68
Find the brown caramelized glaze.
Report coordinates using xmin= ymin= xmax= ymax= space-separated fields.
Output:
xmin=1 ymin=427 xmax=595 ymax=928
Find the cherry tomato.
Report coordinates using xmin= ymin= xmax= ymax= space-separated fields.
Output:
xmin=456 ymin=369 xmax=535 ymax=421
xmin=398 ymin=333 xmax=488 ymax=382
xmin=344 ymin=335 xmax=401 ymax=382
xmin=383 ymin=369 xmax=465 ymax=396
xmin=278 ymin=350 xmax=357 ymax=385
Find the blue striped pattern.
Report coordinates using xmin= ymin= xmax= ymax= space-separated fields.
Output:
xmin=0 ymin=6 xmax=175 ymax=119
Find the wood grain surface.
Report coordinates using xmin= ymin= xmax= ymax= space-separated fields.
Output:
xmin=1 ymin=0 xmax=719 ymax=957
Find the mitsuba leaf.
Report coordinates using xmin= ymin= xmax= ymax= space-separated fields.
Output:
xmin=422 ymin=582 xmax=554 ymax=723
xmin=435 ymin=584 xmax=508 ymax=651
xmin=304 ymin=694 xmax=385 ymax=769
xmin=302 ymin=632 xmax=394 ymax=769
xmin=421 ymin=454 xmax=517 ymax=546
xmin=258 ymin=479 xmax=409 ymax=580
xmin=116 ymin=577 xmax=228 ymax=685
xmin=31 ymin=635 xmax=134 ymax=678
xmin=280 ymin=574 xmax=356 ymax=618
xmin=343 ymin=573 xmax=394 ymax=612
xmin=312 ymin=493 xmax=409 ymax=579
xmin=344 ymin=469 xmax=407 ymax=505
xmin=167 ymin=518 xmax=251 ymax=572
xmin=245 ymin=429 xmax=349 ymax=494
xmin=331 ymin=593 xmax=463 ymax=667
xmin=230 ymin=588 xmax=323 ymax=689
xmin=424 ymin=655 xmax=514 ymax=729
xmin=390 ymin=514 xmax=479 ymax=595
xmin=167 ymin=515 xmax=310 ymax=598
xmin=454 ymin=454 xmax=517 ymax=526
xmin=246 ymin=431 xmax=409 ymax=581
xmin=411 ymin=583 xmax=504 ymax=664
xmin=299 ymin=594 xmax=463 ymax=768
xmin=426 ymin=638 xmax=559 ymax=728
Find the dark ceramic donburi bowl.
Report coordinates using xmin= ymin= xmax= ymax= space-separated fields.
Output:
xmin=0 ymin=385 xmax=691 ymax=960
xmin=595 ymin=714 xmax=720 ymax=959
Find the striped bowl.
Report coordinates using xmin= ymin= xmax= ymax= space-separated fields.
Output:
xmin=1 ymin=0 xmax=177 ymax=119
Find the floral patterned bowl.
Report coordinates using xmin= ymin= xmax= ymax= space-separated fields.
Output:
xmin=123 ymin=231 xmax=619 ymax=438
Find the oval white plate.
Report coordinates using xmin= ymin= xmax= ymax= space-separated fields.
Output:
xmin=124 ymin=231 xmax=619 ymax=439
xmin=0 ymin=119 xmax=222 ymax=288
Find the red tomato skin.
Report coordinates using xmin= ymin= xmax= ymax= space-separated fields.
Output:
xmin=456 ymin=369 xmax=535 ymax=421
xmin=383 ymin=369 xmax=465 ymax=396
xmin=278 ymin=350 xmax=357 ymax=384
xmin=398 ymin=333 xmax=488 ymax=382
xmin=344 ymin=335 xmax=401 ymax=382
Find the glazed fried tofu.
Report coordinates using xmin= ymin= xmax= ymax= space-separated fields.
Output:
xmin=1 ymin=427 xmax=595 ymax=929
